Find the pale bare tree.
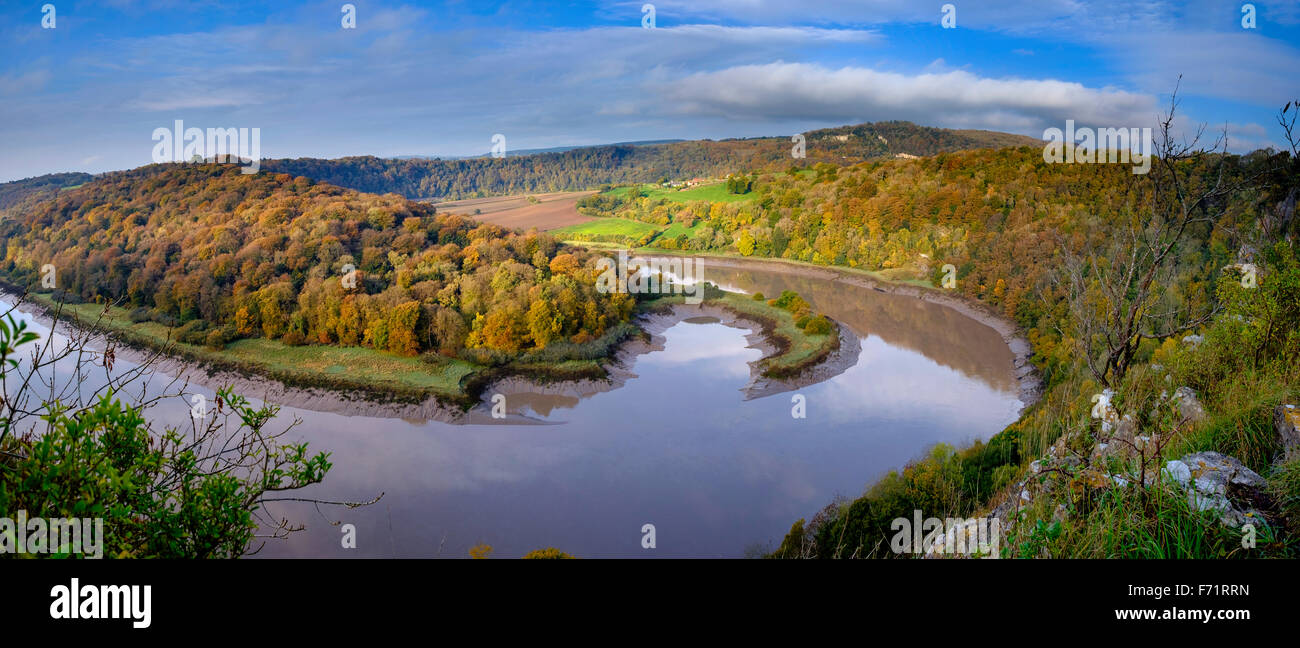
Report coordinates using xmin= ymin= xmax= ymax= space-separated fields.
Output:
xmin=1059 ymin=82 xmax=1243 ymax=387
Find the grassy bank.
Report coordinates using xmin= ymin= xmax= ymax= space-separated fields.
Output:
xmin=23 ymin=292 xmax=480 ymax=407
xmin=642 ymin=288 xmax=839 ymax=379
xmin=17 ymin=281 xmax=841 ymax=409
xmin=18 ymin=291 xmax=622 ymax=410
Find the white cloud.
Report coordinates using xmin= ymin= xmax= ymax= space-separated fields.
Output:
xmin=662 ymin=62 xmax=1162 ymax=134
xmin=0 ymin=69 xmax=50 ymax=96
xmin=130 ymin=92 xmax=263 ymax=111
xmin=1 ymin=1 xmax=1291 ymax=181
xmin=641 ymin=0 xmax=1300 ymax=108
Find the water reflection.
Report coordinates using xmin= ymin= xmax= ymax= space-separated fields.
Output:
xmin=698 ymin=263 xmax=1018 ymax=394
xmin=2 ymin=263 xmax=1023 ymax=558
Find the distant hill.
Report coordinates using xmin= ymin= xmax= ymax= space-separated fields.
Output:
xmin=0 ymin=172 xmax=94 ymax=214
xmin=263 ymin=121 xmax=1041 ymax=201
xmin=393 ymin=139 xmax=686 ymax=160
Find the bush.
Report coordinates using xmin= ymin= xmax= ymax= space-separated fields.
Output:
xmin=802 ymin=315 xmax=833 ymax=335
xmin=457 ymin=346 xmax=514 ymax=367
xmin=204 ymin=329 xmax=227 ymax=350
xmin=0 ymin=318 xmax=333 ymax=558
xmin=176 ymin=319 xmax=208 ymax=345
xmin=128 ymin=307 xmax=151 ymax=323
xmin=151 ymin=310 xmax=179 ymax=327
xmin=50 ymin=289 xmax=83 ymax=304
xmin=522 ymin=547 xmax=576 ymax=559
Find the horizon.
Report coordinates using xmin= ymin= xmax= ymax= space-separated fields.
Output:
xmin=3 ymin=0 xmax=1298 ymax=183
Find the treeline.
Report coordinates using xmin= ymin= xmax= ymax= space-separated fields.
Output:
xmin=260 ymin=121 xmax=1040 ymax=200
xmin=580 ymin=146 xmax=1296 ymax=385
xmin=0 ymin=171 xmax=93 ymax=213
xmin=0 ymin=163 xmax=636 ymax=357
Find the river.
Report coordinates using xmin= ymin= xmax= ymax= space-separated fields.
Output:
xmin=3 ymin=261 xmax=1026 ymax=558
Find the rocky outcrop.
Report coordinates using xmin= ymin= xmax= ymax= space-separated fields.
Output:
xmin=1163 ymin=452 xmax=1270 ymax=528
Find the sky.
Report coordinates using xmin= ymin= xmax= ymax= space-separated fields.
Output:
xmin=1 ymin=0 xmax=1298 ymax=182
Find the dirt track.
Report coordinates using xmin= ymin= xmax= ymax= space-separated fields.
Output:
xmin=432 ymin=191 xmax=595 ymax=231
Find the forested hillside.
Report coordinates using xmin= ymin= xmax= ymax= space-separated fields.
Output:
xmin=262 ymin=121 xmax=1039 ymax=200
xmin=0 ymin=171 xmax=94 ymax=213
xmin=0 ymin=164 xmax=635 ymax=358
xmin=579 ymin=145 xmax=1294 ymax=379
xmin=573 ymin=125 xmax=1300 ymax=558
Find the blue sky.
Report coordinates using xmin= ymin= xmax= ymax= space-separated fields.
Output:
xmin=1 ymin=0 xmax=1298 ymax=182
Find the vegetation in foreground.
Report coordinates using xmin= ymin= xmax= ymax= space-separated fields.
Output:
xmin=0 ymin=309 xmax=345 ymax=558
xmin=767 ymin=99 xmax=1300 ymax=559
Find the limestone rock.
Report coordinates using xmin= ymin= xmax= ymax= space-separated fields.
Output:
xmin=1163 ymin=452 xmax=1269 ymax=528
xmin=1173 ymin=386 xmax=1207 ymax=424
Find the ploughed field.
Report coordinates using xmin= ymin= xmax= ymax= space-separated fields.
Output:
xmin=431 ymin=191 xmax=595 ymax=230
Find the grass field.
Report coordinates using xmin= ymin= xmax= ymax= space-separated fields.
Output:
xmin=550 ymin=217 xmax=662 ymax=239
xmin=659 ymin=221 xmax=703 ymax=240
xmin=604 ymin=182 xmax=755 ymax=204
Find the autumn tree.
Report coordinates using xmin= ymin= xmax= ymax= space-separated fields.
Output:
xmin=1059 ymin=84 xmax=1236 ymax=387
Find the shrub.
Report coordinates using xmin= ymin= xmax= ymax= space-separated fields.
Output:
xmin=204 ymin=329 xmax=227 ymax=350
xmin=150 ymin=310 xmax=179 ymax=327
xmin=0 ymin=318 xmax=333 ymax=558
xmin=50 ymin=289 xmax=82 ymax=304
xmin=803 ymin=315 xmax=833 ymax=335
xmin=176 ymin=319 xmax=208 ymax=345
xmin=457 ymin=346 xmax=513 ymax=367
xmin=522 ymin=547 xmax=576 ymax=559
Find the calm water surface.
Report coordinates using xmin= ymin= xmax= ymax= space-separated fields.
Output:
xmin=5 ymin=262 xmax=1023 ymax=558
